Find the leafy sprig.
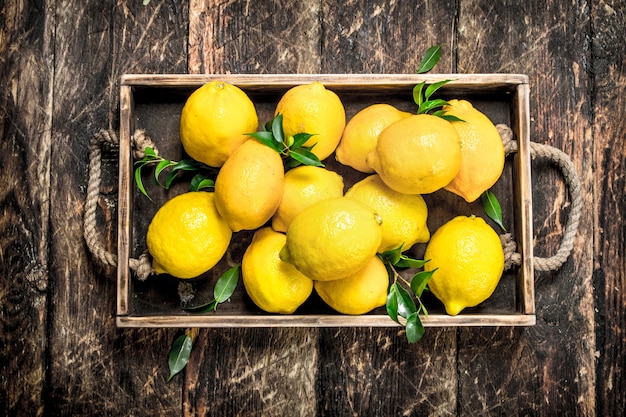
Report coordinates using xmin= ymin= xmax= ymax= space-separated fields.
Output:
xmin=413 ymin=45 xmax=463 ymax=122
xmin=134 ymin=147 xmax=217 ymax=201
xmin=379 ymin=245 xmax=437 ymax=343
xmin=167 ymin=265 xmax=241 ymax=381
xmin=248 ymin=114 xmax=324 ymax=169
xmin=182 ymin=264 xmax=241 ymax=313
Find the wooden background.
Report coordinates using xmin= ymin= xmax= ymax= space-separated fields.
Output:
xmin=0 ymin=0 xmax=623 ymax=416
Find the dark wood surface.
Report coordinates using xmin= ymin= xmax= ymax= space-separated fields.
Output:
xmin=0 ymin=1 xmax=623 ymax=416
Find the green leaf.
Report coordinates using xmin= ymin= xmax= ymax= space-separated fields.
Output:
xmin=386 ymin=284 xmax=400 ymax=323
xmin=249 ymin=131 xmax=282 ymax=152
xmin=213 ymin=265 xmax=240 ymax=306
xmin=413 ymin=82 xmax=425 ymax=107
xmin=174 ymin=159 xmax=208 ymax=172
xmin=291 ymin=132 xmax=315 ymax=148
xmin=183 ymin=300 xmax=218 ymax=314
xmin=417 ymin=45 xmax=441 ymax=74
xmin=134 ymin=165 xmax=153 ymax=202
xmin=164 ymin=170 xmax=182 ymax=190
xmin=431 ymin=111 xmax=465 ymax=122
xmin=272 ymin=114 xmax=285 ymax=143
xmin=144 ymin=146 xmax=157 ymax=158
xmin=155 ymin=159 xmax=174 ymax=187
xmin=183 ymin=300 xmax=218 ymax=313
xmin=190 ymin=175 xmax=214 ymax=191
xmin=410 ymin=269 xmax=436 ymax=297
xmin=395 ymin=256 xmax=428 ymax=269
xmin=481 ymin=190 xmax=506 ymax=231
xmin=289 ymin=148 xmax=324 ymax=167
xmin=424 ymin=79 xmax=452 ymax=101
xmin=168 ymin=334 xmax=192 ymax=381
xmin=405 ymin=312 xmax=425 ymax=343
xmin=418 ymin=98 xmax=450 ymax=114
xmin=249 ymin=130 xmax=275 ymax=142
xmin=379 ymin=246 xmax=403 ymax=265
xmin=395 ymin=284 xmax=417 ymax=319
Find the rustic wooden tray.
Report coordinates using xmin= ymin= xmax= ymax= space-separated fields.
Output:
xmin=116 ymin=73 xmax=534 ymax=328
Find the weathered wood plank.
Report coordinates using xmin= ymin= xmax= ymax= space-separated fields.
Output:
xmin=320 ymin=0 xmax=457 ymax=74
xmin=183 ymin=328 xmax=318 ymax=417
xmin=592 ymin=1 xmax=626 ymax=415
xmin=0 ymin=1 xmax=53 ymax=415
xmin=316 ymin=1 xmax=460 ymax=416
xmin=456 ymin=1 xmax=595 ymax=415
xmin=189 ymin=0 xmax=322 ymax=74
xmin=186 ymin=1 xmax=320 ymax=416
xmin=45 ymin=1 xmax=188 ymax=415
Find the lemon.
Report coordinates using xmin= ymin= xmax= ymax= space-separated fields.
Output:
xmin=366 ymin=114 xmax=462 ymax=194
xmin=242 ymin=227 xmax=313 ymax=314
xmin=214 ymin=140 xmax=284 ymax=232
xmin=336 ymin=103 xmax=411 ymax=173
xmin=180 ymin=81 xmax=258 ymax=167
xmin=424 ymin=215 xmax=504 ymax=316
xmin=279 ymin=197 xmax=382 ymax=281
xmin=345 ymin=174 xmax=429 ymax=253
xmin=274 ymin=82 xmax=346 ymax=161
xmin=442 ymin=99 xmax=505 ymax=202
xmin=314 ymin=256 xmax=388 ymax=315
xmin=146 ymin=192 xmax=232 ymax=279
xmin=271 ymin=165 xmax=344 ymax=233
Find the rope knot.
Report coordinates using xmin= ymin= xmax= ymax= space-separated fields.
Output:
xmin=128 ymin=251 xmax=155 ymax=281
xmin=131 ymin=129 xmax=159 ymax=159
xmin=500 ymin=233 xmax=522 ymax=270
xmin=497 ymin=124 xmax=518 ymax=155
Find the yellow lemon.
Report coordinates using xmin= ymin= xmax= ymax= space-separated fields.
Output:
xmin=146 ymin=192 xmax=232 ymax=279
xmin=180 ymin=81 xmax=258 ymax=167
xmin=336 ymin=103 xmax=412 ymax=173
xmin=345 ymin=174 xmax=429 ymax=253
xmin=242 ymin=227 xmax=313 ymax=314
xmin=214 ymin=140 xmax=284 ymax=232
xmin=274 ymin=82 xmax=346 ymax=161
xmin=442 ymin=99 xmax=505 ymax=202
xmin=366 ymin=114 xmax=462 ymax=194
xmin=424 ymin=215 xmax=504 ymax=316
xmin=314 ymin=256 xmax=388 ymax=315
xmin=279 ymin=197 xmax=382 ymax=281
xmin=271 ymin=165 xmax=344 ymax=233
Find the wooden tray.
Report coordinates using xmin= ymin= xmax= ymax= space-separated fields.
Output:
xmin=116 ymin=74 xmax=534 ymax=328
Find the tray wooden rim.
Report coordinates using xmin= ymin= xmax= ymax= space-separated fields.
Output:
xmin=117 ymin=313 xmax=536 ymax=328
xmin=117 ymin=73 xmax=534 ymax=328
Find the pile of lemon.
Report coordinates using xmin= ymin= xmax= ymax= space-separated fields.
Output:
xmin=145 ymin=80 xmax=506 ymax=317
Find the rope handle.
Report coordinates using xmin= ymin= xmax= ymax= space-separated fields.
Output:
xmin=84 ymin=125 xmax=581 ymax=276
xmin=83 ymin=129 xmax=154 ymax=280
xmin=497 ymin=124 xmax=582 ymax=272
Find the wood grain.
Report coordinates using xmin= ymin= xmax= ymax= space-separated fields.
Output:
xmin=43 ymin=1 xmax=188 ymax=415
xmin=183 ymin=328 xmax=317 ymax=417
xmin=320 ymin=0 xmax=458 ymax=74
xmin=592 ymin=1 xmax=626 ymax=415
xmin=316 ymin=1 xmax=460 ymax=416
xmin=189 ymin=0 xmax=322 ymax=74
xmin=456 ymin=1 xmax=595 ymax=415
xmin=186 ymin=2 xmax=321 ymax=415
xmin=1 ymin=1 xmax=624 ymax=416
xmin=0 ymin=1 xmax=53 ymax=415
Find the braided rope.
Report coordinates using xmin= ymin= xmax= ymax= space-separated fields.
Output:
xmin=84 ymin=130 xmax=119 ymax=267
xmin=83 ymin=129 xmax=156 ymax=278
xmin=497 ymin=124 xmax=582 ymax=272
